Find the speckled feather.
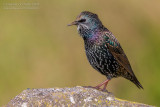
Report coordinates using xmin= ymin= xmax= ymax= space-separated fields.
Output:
xmin=70 ymin=11 xmax=143 ymax=89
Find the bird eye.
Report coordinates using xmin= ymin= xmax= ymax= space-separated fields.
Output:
xmin=78 ymin=19 xmax=86 ymax=23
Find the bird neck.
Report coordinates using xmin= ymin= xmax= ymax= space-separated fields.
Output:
xmin=80 ymin=25 xmax=104 ymax=41
xmin=83 ymin=27 xmax=106 ymax=49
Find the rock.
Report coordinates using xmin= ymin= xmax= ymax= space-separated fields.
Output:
xmin=6 ymin=86 xmax=153 ymax=107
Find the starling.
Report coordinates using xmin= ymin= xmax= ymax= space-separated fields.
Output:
xmin=68 ymin=11 xmax=143 ymax=90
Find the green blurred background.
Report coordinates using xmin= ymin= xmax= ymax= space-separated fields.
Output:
xmin=0 ymin=0 xmax=160 ymax=106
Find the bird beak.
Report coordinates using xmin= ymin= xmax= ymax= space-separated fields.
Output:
xmin=68 ymin=21 xmax=78 ymax=26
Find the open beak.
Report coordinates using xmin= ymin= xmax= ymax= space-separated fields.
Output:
xmin=68 ymin=21 xmax=78 ymax=26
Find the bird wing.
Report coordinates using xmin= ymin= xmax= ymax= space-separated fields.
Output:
xmin=104 ymin=31 xmax=135 ymax=76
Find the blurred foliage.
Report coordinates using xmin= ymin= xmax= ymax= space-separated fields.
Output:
xmin=0 ymin=0 xmax=160 ymax=106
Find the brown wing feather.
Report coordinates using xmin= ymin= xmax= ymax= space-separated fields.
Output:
xmin=104 ymin=31 xmax=135 ymax=76
xmin=103 ymin=31 xmax=143 ymax=89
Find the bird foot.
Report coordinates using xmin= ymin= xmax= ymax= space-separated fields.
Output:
xmin=99 ymin=88 xmax=109 ymax=92
xmin=83 ymin=86 xmax=101 ymax=90
xmin=83 ymin=86 xmax=106 ymax=91
xmin=83 ymin=86 xmax=110 ymax=93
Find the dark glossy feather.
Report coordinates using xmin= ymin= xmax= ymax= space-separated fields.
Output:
xmin=69 ymin=11 xmax=143 ymax=89
xmin=104 ymin=30 xmax=143 ymax=89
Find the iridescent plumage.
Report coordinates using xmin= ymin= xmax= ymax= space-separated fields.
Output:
xmin=68 ymin=11 xmax=143 ymax=90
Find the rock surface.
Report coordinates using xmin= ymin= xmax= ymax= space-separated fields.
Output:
xmin=6 ymin=86 xmax=153 ymax=107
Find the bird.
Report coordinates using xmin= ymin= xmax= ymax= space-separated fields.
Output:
xmin=68 ymin=11 xmax=143 ymax=91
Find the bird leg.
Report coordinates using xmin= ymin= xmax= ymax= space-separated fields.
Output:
xmin=83 ymin=79 xmax=110 ymax=91
xmin=95 ymin=79 xmax=110 ymax=91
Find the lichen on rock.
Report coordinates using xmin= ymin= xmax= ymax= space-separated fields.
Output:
xmin=6 ymin=86 xmax=153 ymax=107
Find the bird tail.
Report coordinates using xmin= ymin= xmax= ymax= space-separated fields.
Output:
xmin=132 ymin=76 xmax=144 ymax=89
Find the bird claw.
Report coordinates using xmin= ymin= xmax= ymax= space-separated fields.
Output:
xmin=83 ymin=86 xmax=98 ymax=89
xmin=82 ymin=86 xmax=92 ymax=88
xmin=83 ymin=86 xmax=107 ymax=91
xmin=83 ymin=86 xmax=100 ymax=89
xmin=100 ymin=88 xmax=108 ymax=92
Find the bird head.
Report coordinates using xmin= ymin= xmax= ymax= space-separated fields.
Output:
xmin=68 ymin=11 xmax=103 ymax=39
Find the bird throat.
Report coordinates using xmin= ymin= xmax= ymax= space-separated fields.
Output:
xmin=77 ymin=24 xmax=97 ymax=41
